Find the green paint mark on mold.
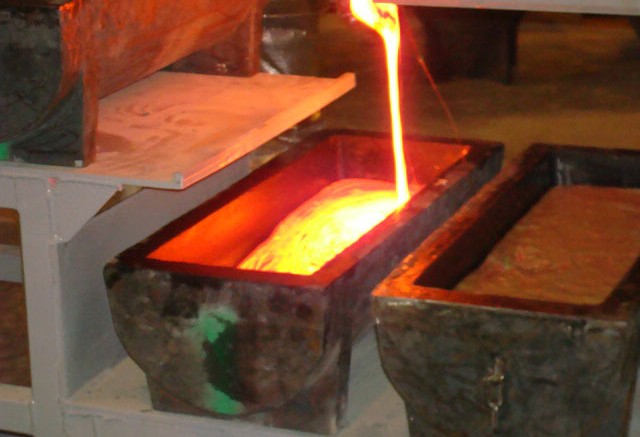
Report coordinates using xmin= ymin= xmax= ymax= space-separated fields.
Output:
xmin=189 ymin=306 xmax=244 ymax=415
xmin=203 ymin=383 xmax=244 ymax=415
xmin=197 ymin=307 xmax=238 ymax=343
xmin=0 ymin=143 xmax=10 ymax=161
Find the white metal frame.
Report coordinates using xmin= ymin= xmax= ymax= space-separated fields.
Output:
xmin=377 ymin=0 xmax=640 ymax=16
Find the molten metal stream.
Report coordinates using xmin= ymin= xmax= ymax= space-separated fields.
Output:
xmin=237 ymin=0 xmax=411 ymax=275
xmin=350 ymin=0 xmax=409 ymax=203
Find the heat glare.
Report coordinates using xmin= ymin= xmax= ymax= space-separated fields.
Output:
xmin=238 ymin=0 xmax=411 ymax=275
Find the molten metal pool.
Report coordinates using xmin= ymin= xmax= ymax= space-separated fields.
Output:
xmin=237 ymin=178 xmax=405 ymax=275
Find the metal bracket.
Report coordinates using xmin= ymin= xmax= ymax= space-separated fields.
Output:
xmin=483 ymin=355 xmax=506 ymax=432
xmin=47 ymin=179 xmax=120 ymax=243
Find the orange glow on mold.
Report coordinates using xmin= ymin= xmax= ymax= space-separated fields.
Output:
xmin=350 ymin=0 xmax=409 ymax=204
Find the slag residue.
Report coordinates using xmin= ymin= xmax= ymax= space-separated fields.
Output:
xmin=239 ymin=179 xmax=403 ymax=275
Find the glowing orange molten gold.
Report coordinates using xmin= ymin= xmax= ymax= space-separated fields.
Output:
xmin=239 ymin=179 xmax=399 ymax=275
xmin=350 ymin=0 xmax=409 ymax=204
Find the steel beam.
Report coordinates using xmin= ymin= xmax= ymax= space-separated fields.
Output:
xmin=375 ymin=0 xmax=640 ymax=16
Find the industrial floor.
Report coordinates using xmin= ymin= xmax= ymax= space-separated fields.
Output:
xmin=1 ymin=9 xmax=639 ymax=437
xmin=319 ymin=11 xmax=640 ymax=160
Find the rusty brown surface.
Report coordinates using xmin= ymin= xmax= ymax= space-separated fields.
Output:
xmin=0 ymin=209 xmax=28 ymax=387
xmin=377 ymin=144 xmax=640 ymax=319
xmin=0 ymin=209 xmax=20 ymax=247
xmin=168 ymin=1 xmax=266 ymax=77
xmin=0 ymin=281 xmax=30 ymax=387
xmin=92 ymin=0 xmax=262 ymax=96
xmin=0 ymin=1 xmax=71 ymax=5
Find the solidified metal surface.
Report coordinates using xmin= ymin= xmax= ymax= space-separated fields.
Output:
xmin=0 ymin=0 xmax=264 ymax=166
xmin=456 ymin=185 xmax=640 ymax=304
xmin=374 ymin=144 xmax=640 ymax=437
xmin=104 ymin=131 xmax=502 ymax=434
